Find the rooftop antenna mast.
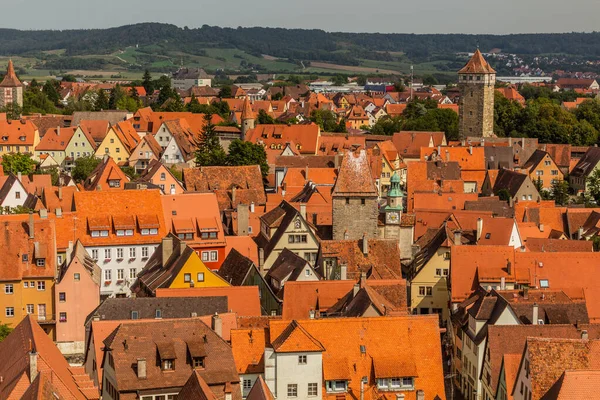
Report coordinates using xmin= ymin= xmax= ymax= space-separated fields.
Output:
xmin=410 ymin=65 xmax=414 ymax=100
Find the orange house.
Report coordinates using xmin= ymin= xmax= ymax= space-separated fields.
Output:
xmin=523 ymin=149 xmax=564 ymax=190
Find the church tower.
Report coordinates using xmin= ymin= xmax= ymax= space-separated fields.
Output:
xmin=458 ymin=49 xmax=496 ymax=138
xmin=0 ymin=60 xmax=23 ymax=109
xmin=241 ymin=96 xmax=256 ymax=137
xmin=381 ymin=171 xmax=405 ymax=239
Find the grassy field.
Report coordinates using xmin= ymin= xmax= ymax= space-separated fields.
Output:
xmin=0 ymin=46 xmax=457 ymax=82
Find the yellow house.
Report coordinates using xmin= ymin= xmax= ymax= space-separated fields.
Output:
xmin=94 ymin=121 xmax=140 ymax=164
xmin=375 ymin=140 xmax=405 ymax=195
xmin=132 ymin=234 xmax=229 ymax=297
xmin=408 ymin=226 xmax=451 ymax=321
xmin=0 ymin=119 xmax=40 ymax=158
xmin=0 ymin=216 xmax=57 ymax=338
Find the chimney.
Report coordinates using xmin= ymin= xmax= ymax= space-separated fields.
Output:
xmin=578 ymin=226 xmax=584 ymax=240
xmin=469 ymin=145 xmax=473 ymax=155
xmin=56 ymin=208 xmax=62 ymax=218
xmin=523 ymin=287 xmax=529 ymax=299
xmin=29 ymin=350 xmax=38 ymax=383
xmin=417 ymin=390 xmax=425 ymax=400
xmin=340 ymin=264 xmax=347 ymax=280
xmin=361 ymin=234 xmax=368 ymax=255
xmin=237 ymin=204 xmax=249 ymax=236
xmin=137 ymin=358 xmax=147 ymax=379
xmin=454 ymin=230 xmax=462 ymax=245
xmin=161 ymin=236 xmax=174 ymax=264
xmin=58 ymin=184 xmax=62 ymax=200
xmin=532 ymin=303 xmax=539 ymax=325
xmin=539 ymin=223 xmax=544 ymax=232
xmin=250 ymin=202 xmax=255 ymax=213
xmin=353 ymin=283 xmax=360 ymax=298
xmin=445 ymin=150 xmax=450 ymax=162
xmin=582 ymin=330 xmax=589 ymax=340
xmin=211 ymin=313 xmax=223 ymax=338
xmin=28 ymin=212 xmax=34 ymax=239
xmin=66 ymin=241 xmax=74 ymax=265
xmin=520 ymin=245 xmax=526 ymax=252
xmin=476 ymin=218 xmax=483 ymax=242
xmin=305 ymin=165 xmax=309 ymax=182
xmin=300 ymin=203 xmax=307 ymax=220
xmin=18 ymin=171 xmax=22 ymax=182
xmin=500 ymin=276 xmax=506 ymax=290
xmin=180 ymin=240 xmax=186 ymax=254
xmin=231 ymin=186 xmax=237 ymax=206
xmin=258 ymin=248 xmax=265 ymax=272
xmin=39 ymin=209 xmax=48 ymax=219
xmin=507 ymin=260 xmax=512 ymax=276
xmin=360 ymin=271 xmax=367 ymax=288
xmin=437 ymin=145 xmax=441 ymax=159
xmin=334 ymin=153 xmax=341 ymax=169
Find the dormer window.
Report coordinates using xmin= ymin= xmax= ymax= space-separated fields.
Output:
xmin=108 ymin=179 xmax=121 ymax=188
xmin=19 ymin=136 xmax=25 ymax=142
xmin=2 ymin=136 xmax=7 ymax=141
xmin=326 ymin=380 xmax=348 ymax=393
xmin=91 ymin=230 xmax=109 ymax=237
xmin=141 ymin=228 xmax=158 ymax=235
xmin=162 ymin=359 xmax=174 ymax=370
xmin=377 ymin=377 xmax=414 ymax=391
xmin=36 ymin=259 xmax=45 ymax=267
xmin=193 ymin=357 xmax=205 ymax=368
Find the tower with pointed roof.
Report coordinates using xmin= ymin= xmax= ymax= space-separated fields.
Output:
xmin=0 ymin=60 xmax=23 ymax=109
xmin=241 ymin=96 xmax=256 ymax=137
xmin=458 ymin=49 xmax=496 ymax=138
xmin=332 ymin=150 xmax=379 ymax=240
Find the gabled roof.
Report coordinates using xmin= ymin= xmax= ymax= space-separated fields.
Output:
xmin=541 ymin=370 xmax=600 ymax=400
xmin=177 ymin=370 xmax=219 ymax=400
xmin=392 ymin=131 xmax=446 ymax=159
xmin=271 ymin=320 xmax=325 ymax=353
xmin=0 ymin=316 xmax=97 ymax=399
xmin=155 ymin=287 xmax=262 ymax=317
xmin=83 ymin=156 xmax=130 ymax=191
xmin=231 ymin=329 xmax=267 ymax=375
xmin=78 ymin=120 xmax=110 ymax=143
xmin=217 ymin=248 xmax=258 ymax=286
xmin=246 ymin=376 xmax=275 ymax=400
xmin=35 ymin=127 xmax=76 ymax=151
xmin=0 ymin=119 xmax=39 ymax=146
xmin=571 ymin=147 xmax=600 ymax=178
xmin=458 ymin=49 xmax=497 ymax=74
xmin=492 ymin=169 xmax=529 ymax=197
xmin=332 ymin=150 xmax=377 ymax=196
xmin=282 ymin=280 xmax=356 ymax=320
xmin=266 ymin=247 xmax=314 ymax=283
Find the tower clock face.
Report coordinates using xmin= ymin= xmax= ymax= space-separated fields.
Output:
xmin=387 ymin=211 xmax=400 ymax=224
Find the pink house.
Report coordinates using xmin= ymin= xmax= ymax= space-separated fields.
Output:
xmin=55 ymin=241 xmax=101 ymax=355
xmin=137 ymin=159 xmax=185 ymax=194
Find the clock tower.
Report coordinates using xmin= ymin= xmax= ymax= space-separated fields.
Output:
xmin=384 ymin=172 xmax=404 ymax=225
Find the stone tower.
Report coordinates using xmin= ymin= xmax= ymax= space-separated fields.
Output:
xmin=332 ymin=150 xmax=379 ymax=240
xmin=458 ymin=49 xmax=496 ymax=138
xmin=0 ymin=60 xmax=23 ymax=109
xmin=241 ymin=96 xmax=256 ymax=137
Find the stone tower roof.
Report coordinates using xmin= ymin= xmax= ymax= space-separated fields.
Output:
xmin=0 ymin=60 xmax=23 ymax=88
xmin=241 ymin=96 xmax=255 ymax=120
xmin=332 ymin=150 xmax=378 ymax=196
xmin=458 ymin=49 xmax=496 ymax=74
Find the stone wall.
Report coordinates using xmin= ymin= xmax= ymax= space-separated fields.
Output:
xmin=458 ymin=77 xmax=495 ymax=138
xmin=332 ymin=196 xmax=379 ymax=240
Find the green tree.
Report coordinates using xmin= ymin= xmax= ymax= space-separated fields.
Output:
xmin=587 ymin=169 xmax=600 ymax=204
xmin=108 ymin=86 xmax=126 ymax=110
xmin=95 ymin=89 xmax=109 ymax=111
xmin=142 ymin=70 xmax=153 ymax=94
xmin=226 ymin=139 xmax=269 ymax=177
xmin=423 ymin=75 xmax=438 ymax=86
xmin=23 ymin=90 xmax=58 ymax=115
xmin=120 ymin=165 xmax=139 ymax=180
xmin=42 ymin=80 xmax=60 ymax=104
xmin=219 ymin=86 xmax=232 ymax=99
xmin=310 ymin=109 xmax=341 ymax=131
xmin=34 ymin=166 xmax=59 ymax=186
xmin=257 ymin=109 xmax=275 ymax=124
xmin=170 ymin=165 xmax=183 ymax=181
xmin=551 ymin=179 xmax=570 ymax=206
xmin=72 ymin=155 xmax=101 ymax=182
xmin=370 ymin=115 xmax=403 ymax=135
xmin=0 ymin=323 xmax=12 ymax=342
xmin=494 ymin=92 xmax=523 ymax=137
xmin=331 ymin=74 xmax=347 ymax=86
xmin=2 ymin=153 xmax=36 ymax=174
xmin=195 ymin=113 xmax=227 ymax=166
xmin=356 ymin=75 xmax=367 ymax=86
xmin=0 ymin=102 xmax=22 ymax=120
xmin=116 ymin=96 xmax=140 ymax=112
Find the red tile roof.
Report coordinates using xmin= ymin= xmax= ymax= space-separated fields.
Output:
xmin=458 ymin=49 xmax=497 ymax=74
xmin=332 ymin=150 xmax=377 ymax=196
xmin=0 ymin=60 xmax=22 ymax=87
xmin=245 ymin=124 xmax=320 ymax=155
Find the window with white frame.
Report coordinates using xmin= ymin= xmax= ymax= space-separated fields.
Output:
xmin=104 ymin=249 xmax=111 ymax=259
xmin=377 ymin=377 xmax=414 ymax=391
xmin=5 ymin=284 xmax=13 ymax=294
xmin=197 ymin=273 xmax=204 ymax=282
xmin=36 ymin=259 xmax=45 ymax=267
xmin=104 ymin=270 xmax=112 ymax=281
xmin=117 ymin=269 xmax=124 ymax=280
xmin=37 ymin=281 xmax=45 ymax=291
xmin=201 ymin=251 xmax=209 ymax=262
xmin=91 ymin=249 xmax=98 ymax=260
xmin=117 ymin=248 xmax=124 ymax=259
xmin=298 ymin=355 xmax=307 ymax=364
xmin=142 ymin=247 xmax=149 ymax=258
xmin=287 ymin=384 xmax=298 ymax=398
xmin=5 ymin=307 xmax=14 ymax=317
xmin=326 ymin=380 xmax=348 ymax=393
xmin=129 ymin=247 xmax=136 ymax=258
xmin=308 ymin=383 xmax=318 ymax=397
xmin=210 ymin=251 xmax=217 ymax=261
xmin=243 ymin=379 xmax=252 ymax=390
xmin=26 ymin=304 xmax=34 ymax=314
xmin=129 ymin=268 xmax=137 ymax=279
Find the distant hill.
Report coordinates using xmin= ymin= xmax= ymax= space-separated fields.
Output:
xmin=3 ymin=23 xmax=600 ymax=78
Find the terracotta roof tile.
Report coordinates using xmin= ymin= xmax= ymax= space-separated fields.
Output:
xmin=156 ymin=287 xmax=262 ymax=317
xmin=458 ymin=49 xmax=497 ymax=74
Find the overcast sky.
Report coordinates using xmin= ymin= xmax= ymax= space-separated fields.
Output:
xmin=4 ymin=0 xmax=599 ymax=34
